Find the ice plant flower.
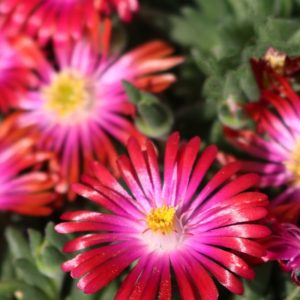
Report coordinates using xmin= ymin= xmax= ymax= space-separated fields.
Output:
xmin=55 ymin=133 xmax=270 ymax=299
xmin=0 ymin=34 xmax=37 ymax=113
xmin=263 ymin=222 xmax=300 ymax=285
xmin=0 ymin=0 xmax=139 ymax=44
xmin=225 ymin=74 xmax=300 ymax=208
xmin=0 ymin=115 xmax=61 ymax=216
xmin=251 ymin=48 xmax=300 ymax=91
xmin=16 ymin=26 xmax=183 ymax=198
xmin=99 ymin=0 xmax=139 ymax=21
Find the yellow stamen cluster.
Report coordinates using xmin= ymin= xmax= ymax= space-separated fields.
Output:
xmin=264 ymin=48 xmax=286 ymax=74
xmin=146 ymin=205 xmax=176 ymax=234
xmin=43 ymin=70 xmax=89 ymax=119
xmin=285 ymin=141 xmax=300 ymax=186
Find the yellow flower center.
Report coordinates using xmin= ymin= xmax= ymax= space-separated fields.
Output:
xmin=43 ymin=70 xmax=91 ymax=120
xmin=285 ymin=140 xmax=300 ymax=185
xmin=264 ymin=48 xmax=286 ymax=74
xmin=146 ymin=205 xmax=176 ymax=234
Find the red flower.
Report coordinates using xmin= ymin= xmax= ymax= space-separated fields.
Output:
xmin=263 ymin=222 xmax=300 ymax=285
xmin=0 ymin=0 xmax=138 ymax=44
xmin=56 ymin=133 xmax=270 ymax=298
xmin=0 ymin=115 xmax=62 ymax=216
xmin=251 ymin=47 xmax=300 ymax=91
xmin=0 ymin=34 xmax=38 ymax=112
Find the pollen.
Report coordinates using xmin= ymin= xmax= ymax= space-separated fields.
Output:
xmin=264 ymin=48 xmax=286 ymax=74
xmin=43 ymin=70 xmax=90 ymax=120
xmin=146 ymin=205 xmax=176 ymax=234
xmin=285 ymin=140 xmax=300 ymax=186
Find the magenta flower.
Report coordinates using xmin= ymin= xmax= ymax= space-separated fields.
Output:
xmin=264 ymin=222 xmax=300 ymax=285
xmin=225 ymin=74 xmax=300 ymax=207
xmin=15 ymin=28 xmax=183 ymax=198
xmin=0 ymin=0 xmax=138 ymax=44
xmin=0 ymin=34 xmax=37 ymax=113
xmin=55 ymin=133 xmax=270 ymax=298
xmin=0 ymin=114 xmax=61 ymax=216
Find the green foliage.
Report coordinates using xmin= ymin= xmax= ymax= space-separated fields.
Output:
xmin=231 ymin=263 xmax=300 ymax=300
xmin=0 ymin=223 xmax=121 ymax=300
xmin=0 ymin=223 xmax=68 ymax=300
xmin=169 ymin=0 xmax=300 ymax=126
xmin=123 ymin=81 xmax=174 ymax=138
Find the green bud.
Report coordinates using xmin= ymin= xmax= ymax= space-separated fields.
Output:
xmin=123 ymin=81 xmax=174 ymax=138
xmin=45 ymin=222 xmax=68 ymax=250
xmin=218 ymin=98 xmax=253 ymax=129
xmin=122 ymin=81 xmax=142 ymax=104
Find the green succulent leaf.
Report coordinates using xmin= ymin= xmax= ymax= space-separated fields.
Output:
xmin=5 ymin=227 xmax=31 ymax=261
xmin=3 ymin=224 xmax=70 ymax=300
xmin=122 ymin=80 xmax=141 ymax=104
xmin=123 ymin=81 xmax=174 ymax=138
xmin=28 ymin=229 xmax=42 ymax=255
xmin=0 ymin=281 xmax=23 ymax=295
xmin=15 ymin=258 xmax=56 ymax=298
xmin=16 ymin=285 xmax=50 ymax=300
xmin=45 ymin=222 xmax=68 ymax=251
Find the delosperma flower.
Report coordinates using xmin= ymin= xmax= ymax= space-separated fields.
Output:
xmin=55 ymin=133 xmax=270 ymax=299
xmin=0 ymin=34 xmax=37 ymax=113
xmin=251 ymin=48 xmax=300 ymax=91
xmin=15 ymin=23 xmax=183 ymax=199
xmin=0 ymin=115 xmax=61 ymax=216
xmin=263 ymin=222 xmax=300 ymax=285
xmin=0 ymin=0 xmax=139 ymax=44
xmin=225 ymin=73 xmax=300 ymax=208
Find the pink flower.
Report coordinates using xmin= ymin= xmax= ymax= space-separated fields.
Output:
xmin=264 ymin=222 xmax=300 ymax=285
xmin=0 ymin=35 xmax=37 ymax=113
xmin=15 ymin=25 xmax=183 ymax=199
xmin=225 ymin=74 xmax=300 ymax=208
xmin=0 ymin=0 xmax=138 ymax=44
xmin=55 ymin=133 xmax=270 ymax=298
xmin=0 ymin=114 xmax=61 ymax=216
